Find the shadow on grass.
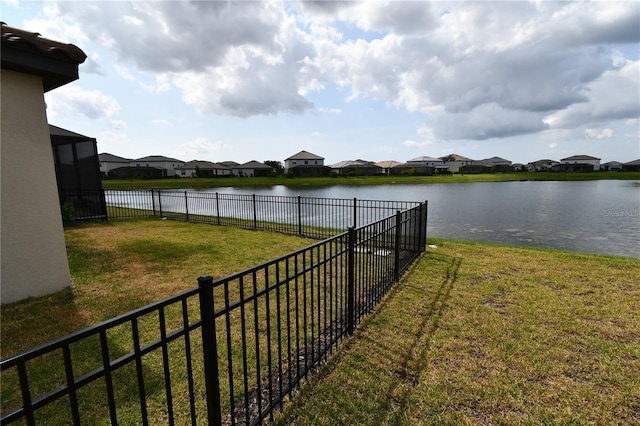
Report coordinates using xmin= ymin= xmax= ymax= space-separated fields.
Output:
xmin=382 ymin=252 xmax=461 ymax=424
xmin=274 ymin=250 xmax=461 ymax=424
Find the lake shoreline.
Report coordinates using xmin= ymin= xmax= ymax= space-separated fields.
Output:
xmin=102 ymin=171 xmax=640 ymax=190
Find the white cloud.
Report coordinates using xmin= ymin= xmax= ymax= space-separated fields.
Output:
xmin=585 ymin=128 xmax=614 ymax=139
xmin=35 ymin=1 xmax=640 ymax=143
xmin=46 ymin=86 xmax=120 ymax=120
xmin=403 ymin=140 xmax=432 ymax=148
xmin=311 ymin=131 xmax=327 ymax=137
xmin=114 ymin=64 xmax=134 ymax=81
xmin=110 ymin=120 xmax=127 ymax=130
xmin=179 ymin=138 xmax=233 ymax=156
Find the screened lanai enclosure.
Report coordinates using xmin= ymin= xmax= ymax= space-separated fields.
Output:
xmin=50 ymin=124 xmax=107 ymax=223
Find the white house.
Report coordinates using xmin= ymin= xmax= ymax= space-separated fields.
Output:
xmin=284 ymin=150 xmax=325 ymax=172
xmin=527 ymin=159 xmax=558 ymax=171
xmin=130 ymin=155 xmax=184 ymax=177
xmin=99 ymin=152 xmax=131 ymax=175
xmin=407 ymin=156 xmax=445 ymax=168
xmin=560 ymin=155 xmax=601 ymax=171
xmin=601 ymin=161 xmax=623 ymax=172
xmin=439 ymin=154 xmax=474 ymax=173
xmin=2 ymin=23 xmax=85 ymax=303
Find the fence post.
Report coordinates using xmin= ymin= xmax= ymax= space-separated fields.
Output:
xmin=151 ymin=189 xmax=157 ymax=217
xmin=422 ymin=201 xmax=428 ymax=252
xmin=158 ymin=190 xmax=163 ymax=218
xmin=185 ymin=191 xmax=189 ymax=222
xmin=353 ymin=198 xmax=357 ymax=229
xmin=215 ymin=192 xmax=220 ymax=225
xmin=252 ymin=194 xmax=258 ymax=229
xmin=347 ymin=227 xmax=356 ymax=335
xmin=198 ymin=276 xmax=223 ymax=426
xmin=394 ymin=210 xmax=401 ymax=281
xmin=297 ymin=195 xmax=302 ymax=235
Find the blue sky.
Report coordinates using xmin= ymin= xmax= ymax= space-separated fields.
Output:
xmin=2 ymin=1 xmax=639 ymax=165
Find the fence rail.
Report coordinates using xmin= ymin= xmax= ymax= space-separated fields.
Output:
xmin=2 ymin=195 xmax=427 ymax=425
xmin=105 ymin=190 xmax=421 ymax=239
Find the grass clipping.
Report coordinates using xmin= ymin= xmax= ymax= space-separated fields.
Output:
xmin=276 ymin=239 xmax=640 ymax=425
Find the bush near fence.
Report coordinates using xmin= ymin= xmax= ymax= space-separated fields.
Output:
xmin=2 ymin=194 xmax=427 ymax=426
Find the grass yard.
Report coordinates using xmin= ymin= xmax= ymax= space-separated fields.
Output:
xmin=275 ymin=239 xmax=640 ymax=425
xmin=2 ymin=220 xmax=639 ymax=424
xmin=1 ymin=219 xmax=317 ymax=358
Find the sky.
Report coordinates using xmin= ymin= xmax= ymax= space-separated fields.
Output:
xmin=2 ymin=1 xmax=639 ymax=166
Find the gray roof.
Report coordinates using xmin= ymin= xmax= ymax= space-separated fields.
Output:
xmin=99 ymin=153 xmax=130 ymax=162
xmin=176 ymin=160 xmax=230 ymax=170
xmin=407 ymin=156 xmax=443 ymax=163
xmin=330 ymin=159 xmax=380 ymax=169
xmin=440 ymin=153 xmax=474 ymax=162
xmin=561 ymin=155 xmax=600 ymax=161
xmin=479 ymin=156 xmax=512 ymax=164
xmin=623 ymin=159 xmax=640 ymax=165
xmin=236 ymin=160 xmax=272 ymax=169
xmin=285 ymin=150 xmax=324 ymax=161
xmin=528 ymin=159 xmax=558 ymax=165
xmin=135 ymin=155 xmax=184 ymax=163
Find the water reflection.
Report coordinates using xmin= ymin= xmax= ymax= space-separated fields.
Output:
xmin=194 ymin=180 xmax=640 ymax=258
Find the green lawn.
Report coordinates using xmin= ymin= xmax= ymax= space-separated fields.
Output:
xmin=2 ymin=221 xmax=638 ymax=424
xmin=275 ymin=239 xmax=640 ymax=425
xmin=101 ymin=171 xmax=640 ymax=190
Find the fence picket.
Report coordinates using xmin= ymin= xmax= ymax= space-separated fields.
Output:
xmin=2 ymin=195 xmax=427 ymax=426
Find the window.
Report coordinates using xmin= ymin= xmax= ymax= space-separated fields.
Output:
xmin=305 ymin=160 xmax=309 ymax=165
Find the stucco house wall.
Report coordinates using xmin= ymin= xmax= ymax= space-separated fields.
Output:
xmin=284 ymin=151 xmax=325 ymax=173
xmin=1 ymin=69 xmax=72 ymax=303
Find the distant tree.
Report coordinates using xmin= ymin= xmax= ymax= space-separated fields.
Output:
xmin=264 ymin=160 xmax=284 ymax=175
xmin=195 ymin=166 xmax=202 ymax=178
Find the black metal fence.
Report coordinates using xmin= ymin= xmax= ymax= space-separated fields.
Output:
xmin=2 ymin=199 xmax=427 ymax=425
xmin=105 ymin=190 xmax=421 ymax=239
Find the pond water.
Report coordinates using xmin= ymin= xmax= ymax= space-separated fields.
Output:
xmin=196 ymin=180 xmax=640 ymax=258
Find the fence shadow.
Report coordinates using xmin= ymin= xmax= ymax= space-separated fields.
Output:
xmin=273 ymin=250 xmax=461 ymax=425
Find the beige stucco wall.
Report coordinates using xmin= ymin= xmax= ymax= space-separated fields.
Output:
xmin=1 ymin=69 xmax=72 ymax=304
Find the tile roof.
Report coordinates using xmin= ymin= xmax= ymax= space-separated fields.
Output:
xmin=237 ymin=160 xmax=272 ymax=169
xmin=176 ymin=160 xmax=229 ymax=170
xmin=561 ymin=155 xmax=601 ymax=161
xmin=375 ymin=160 xmax=403 ymax=168
xmin=440 ymin=153 xmax=474 ymax=162
xmin=285 ymin=150 xmax=324 ymax=160
xmin=134 ymin=155 xmax=184 ymax=163
xmin=407 ymin=156 xmax=443 ymax=163
xmin=2 ymin=23 xmax=86 ymax=91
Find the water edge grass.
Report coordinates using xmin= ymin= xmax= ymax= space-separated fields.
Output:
xmin=101 ymin=172 xmax=640 ymax=190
